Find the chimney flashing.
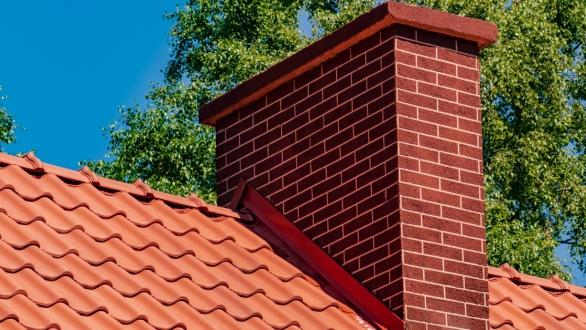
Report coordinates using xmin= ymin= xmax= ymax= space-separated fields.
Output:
xmin=200 ymin=1 xmax=497 ymax=126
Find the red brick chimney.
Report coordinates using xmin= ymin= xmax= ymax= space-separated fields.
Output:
xmin=201 ymin=2 xmax=497 ymax=329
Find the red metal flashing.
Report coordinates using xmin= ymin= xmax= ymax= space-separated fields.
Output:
xmin=200 ymin=1 xmax=497 ymax=125
xmin=231 ymin=179 xmax=404 ymax=330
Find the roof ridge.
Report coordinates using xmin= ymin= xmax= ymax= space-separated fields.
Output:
xmin=0 ymin=152 xmax=239 ymax=219
xmin=488 ymin=264 xmax=586 ymax=298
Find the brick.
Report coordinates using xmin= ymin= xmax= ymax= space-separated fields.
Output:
xmin=297 ymin=169 xmax=326 ymax=192
xmin=424 ymin=241 xmax=463 ymax=261
xmin=425 ymin=269 xmax=464 ymax=288
xmin=241 ymin=147 xmax=268 ymax=169
xmin=352 ymin=60 xmax=382 ymax=83
xmin=367 ymin=66 xmax=394 ymax=88
xmin=401 ymin=170 xmax=439 ymax=189
xmin=312 ymin=174 xmax=342 ymax=197
xmin=395 ymin=50 xmax=416 ymax=65
xmin=464 ymin=250 xmax=486 ymax=265
xmin=422 ymin=188 xmax=460 ymax=207
xmin=366 ymin=39 xmax=393 ymax=62
xmin=360 ymin=245 xmax=390 ymax=266
xmin=316 ymin=226 xmax=345 ymax=248
xmin=328 ymin=232 xmax=357 ymax=255
xmin=341 ymin=132 xmax=369 ymax=156
xmin=439 ymin=126 xmax=478 ymax=146
xmin=439 ymin=74 xmax=476 ymax=94
xmin=297 ymin=142 xmax=325 ymax=164
xmin=282 ymin=164 xmax=311 ymax=187
xmin=354 ymin=110 xmax=383 ymax=134
xmin=299 ymin=195 xmax=327 ymax=218
xmin=443 ymin=233 xmax=483 ymax=251
xmin=407 ymin=307 xmax=447 ymax=325
xmin=400 ymin=116 xmax=438 ymax=136
xmin=447 ymin=314 xmax=486 ymax=330
xmin=442 ymin=205 xmax=482 ymax=225
xmin=398 ymin=90 xmax=437 ymax=110
xmin=438 ymin=100 xmax=477 ymax=120
xmin=283 ymin=190 xmax=312 ymax=212
xmin=465 ymin=277 xmax=488 ymax=293
xmin=311 ymin=149 xmax=340 ymax=171
xmin=462 ymin=224 xmax=485 ymax=239
xmin=446 ymin=287 xmax=485 ymax=306
xmin=405 ymin=279 xmax=445 ymax=298
xmin=309 ymin=71 xmax=336 ymax=94
xmin=420 ymin=161 xmax=459 ymax=181
xmin=327 ymin=180 xmax=357 ymax=203
xmin=396 ymin=76 xmax=417 ymax=92
xmin=458 ymin=92 xmax=481 ymax=108
xmin=467 ymin=304 xmax=489 ymax=319
xmin=397 ymin=63 xmax=436 ymax=83
xmin=440 ymin=153 xmax=478 ymax=172
xmin=437 ymin=47 xmax=476 ymax=68
xmin=400 ymin=144 xmax=439 ymax=163
xmin=457 ymin=66 xmax=479 ymax=81
xmin=420 ymin=110 xmax=458 ymax=129
xmin=402 ymin=237 xmax=422 ymax=252
xmin=420 ymin=135 xmax=458 ymax=153
xmin=417 ymin=56 xmax=456 ymax=75
xmin=254 ymin=127 xmax=281 ymax=149
xmin=426 ymin=297 xmax=465 ymax=314
xmin=339 ymin=81 xmax=367 ymax=104
xmin=397 ymin=38 xmax=436 ymax=57
xmin=459 ymin=144 xmax=482 ymax=160
xmin=402 ymin=197 xmax=441 ymax=216
xmin=403 ymin=224 xmax=441 ymax=243
xmin=404 ymin=252 xmax=443 ymax=270
xmin=343 ymin=186 xmax=371 ymax=209
xmin=418 ymin=82 xmax=457 ymax=101
xmin=441 ymin=180 xmax=480 ymax=199
xmin=422 ymin=215 xmax=461 ymax=234
xmin=324 ymin=76 xmax=351 ymax=98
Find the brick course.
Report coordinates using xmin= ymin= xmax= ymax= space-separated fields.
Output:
xmin=215 ymin=23 xmax=488 ymax=330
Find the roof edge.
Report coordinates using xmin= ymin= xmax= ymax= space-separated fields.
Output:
xmin=231 ymin=178 xmax=404 ymax=330
xmin=200 ymin=1 xmax=497 ymax=126
xmin=0 ymin=152 xmax=239 ymax=219
xmin=488 ymin=264 xmax=586 ymax=298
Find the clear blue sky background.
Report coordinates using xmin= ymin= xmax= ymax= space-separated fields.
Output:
xmin=1 ymin=2 xmax=585 ymax=285
xmin=0 ymin=1 xmax=174 ymax=168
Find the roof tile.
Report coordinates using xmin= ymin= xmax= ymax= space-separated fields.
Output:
xmin=0 ymin=152 xmax=370 ymax=329
xmin=489 ymin=265 xmax=586 ymax=329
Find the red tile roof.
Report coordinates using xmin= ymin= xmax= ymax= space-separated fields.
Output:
xmin=0 ymin=153 xmax=372 ymax=329
xmin=489 ymin=264 xmax=586 ymax=329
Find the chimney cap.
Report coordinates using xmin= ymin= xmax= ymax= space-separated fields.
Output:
xmin=200 ymin=1 xmax=497 ymax=126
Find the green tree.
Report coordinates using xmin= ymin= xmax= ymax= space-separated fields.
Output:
xmin=90 ymin=0 xmax=586 ymax=280
xmin=0 ymin=86 xmax=16 ymax=150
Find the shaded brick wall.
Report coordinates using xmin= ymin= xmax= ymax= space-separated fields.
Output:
xmin=216 ymin=25 xmax=402 ymax=309
xmin=216 ymin=24 xmax=487 ymax=329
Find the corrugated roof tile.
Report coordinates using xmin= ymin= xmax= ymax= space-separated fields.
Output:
xmin=489 ymin=264 xmax=586 ymax=329
xmin=0 ymin=152 xmax=369 ymax=329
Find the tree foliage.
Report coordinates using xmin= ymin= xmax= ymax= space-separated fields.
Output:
xmin=0 ymin=86 xmax=16 ymax=150
xmin=91 ymin=0 xmax=586 ymax=280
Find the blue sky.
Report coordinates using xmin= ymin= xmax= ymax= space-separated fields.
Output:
xmin=0 ymin=2 xmax=585 ymax=285
xmin=0 ymin=1 xmax=174 ymax=168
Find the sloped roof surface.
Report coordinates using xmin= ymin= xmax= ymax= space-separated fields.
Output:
xmin=489 ymin=264 xmax=586 ymax=329
xmin=0 ymin=153 xmax=368 ymax=329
